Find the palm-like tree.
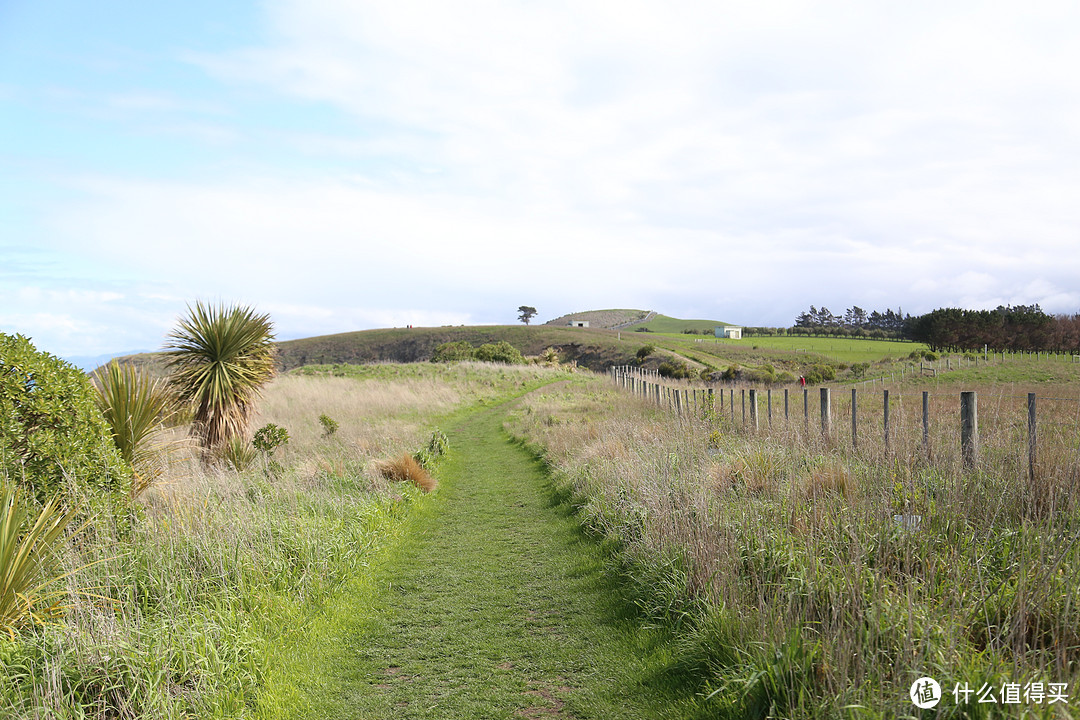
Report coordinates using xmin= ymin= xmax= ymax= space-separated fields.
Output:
xmin=164 ymin=302 xmax=276 ymax=453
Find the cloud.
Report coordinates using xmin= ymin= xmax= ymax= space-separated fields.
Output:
xmin=9 ymin=1 xmax=1080 ymax=355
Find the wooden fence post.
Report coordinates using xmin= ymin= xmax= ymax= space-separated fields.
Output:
xmin=851 ymin=388 xmax=857 ymax=449
xmin=922 ymin=391 xmax=930 ymax=453
xmin=730 ymin=388 xmax=735 ymax=423
xmin=784 ymin=388 xmax=789 ymax=423
xmin=883 ymin=390 xmax=890 ymax=455
xmin=1028 ymin=392 xmax=1037 ymax=483
xmin=820 ymin=388 xmax=831 ymax=437
xmin=741 ymin=389 xmax=746 ymax=427
xmin=803 ymin=388 xmax=809 ymax=429
xmin=961 ymin=391 xmax=978 ymax=468
xmin=767 ymin=389 xmax=773 ymax=428
xmin=749 ymin=389 xmax=759 ymax=431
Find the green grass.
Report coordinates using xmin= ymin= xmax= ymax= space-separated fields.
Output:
xmin=654 ymin=334 xmax=924 ymax=364
xmin=262 ymin=394 xmax=714 ymax=719
xmin=627 ymin=314 xmax=735 ymax=334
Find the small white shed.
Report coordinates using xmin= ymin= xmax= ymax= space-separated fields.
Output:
xmin=568 ymin=321 xmax=590 ymax=328
xmin=715 ymin=325 xmax=742 ymax=339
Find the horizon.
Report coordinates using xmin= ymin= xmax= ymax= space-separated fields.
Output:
xmin=4 ymin=2 xmax=1080 ymax=359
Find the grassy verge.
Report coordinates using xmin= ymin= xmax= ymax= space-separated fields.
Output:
xmin=506 ymin=376 xmax=1080 ymax=718
xmin=0 ymin=362 xmax=573 ymax=718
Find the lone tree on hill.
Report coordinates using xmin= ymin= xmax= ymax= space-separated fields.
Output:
xmin=164 ymin=301 xmax=276 ymax=454
xmin=518 ymin=306 xmax=537 ymax=325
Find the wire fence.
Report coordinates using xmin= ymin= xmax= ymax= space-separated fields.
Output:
xmin=609 ymin=365 xmax=1080 ymax=483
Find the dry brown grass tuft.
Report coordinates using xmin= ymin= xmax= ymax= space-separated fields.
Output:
xmin=376 ymin=454 xmax=437 ymax=493
xmin=799 ymin=458 xmax=852 ymax=499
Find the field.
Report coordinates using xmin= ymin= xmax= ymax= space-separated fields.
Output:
xmin=0 ymin=362 xmax=574 ymax=717
xmin=508 ymin=364 xmax=1080 ymax=718
xmin=10 ymin=314 xmax=1080 ymax=718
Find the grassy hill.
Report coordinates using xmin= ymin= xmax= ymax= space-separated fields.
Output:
xmin=626 ymin=313 xmax=736 ymax=334
xmin=274 ymin=325 xmax=647 ymax=373
xmin=543 ymin=308 xmax=652 ymax=329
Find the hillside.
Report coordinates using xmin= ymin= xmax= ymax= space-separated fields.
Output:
xmin=543 ymin=308 xmax=654 ymax=329
xmin=274 ymin=324 xmax=650 ymax=373
xmin=627 ymin=313 xmax=736 ymax=333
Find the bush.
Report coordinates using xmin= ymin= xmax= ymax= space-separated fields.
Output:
xmin=318 ymin=414 xmax=339 ymax=438
xmin=253 ymin=423 xmax=289 ymax=455
xmin=636 ymin=344 xmax=655 ymax=361
xmin=0 ymin=333 xmax=130 ymax=501
xmin=657 ymin=361 xmax=692 ymax=379
xmin=803 ymin=364 xmax=837 ymax=384
xmin=431 ymin=341 xmax=475 ymax=363
xmin=473 ymin=341 xmax=525 ymax=365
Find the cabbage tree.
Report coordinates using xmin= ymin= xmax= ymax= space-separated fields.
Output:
xmin=164 ymin=302 xmax=276 ymax=453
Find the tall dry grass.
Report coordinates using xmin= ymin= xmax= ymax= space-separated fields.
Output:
xmin=1 ymin=363 xmax=563 ymax=718
xmin=508 ymin=376 xmax=1080 ymax=717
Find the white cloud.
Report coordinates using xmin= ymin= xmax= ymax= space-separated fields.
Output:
xmin=10 ymin=1 xmax=1080 ymax=355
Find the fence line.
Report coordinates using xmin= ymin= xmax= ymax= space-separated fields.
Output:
xmin=608 ymin=364 xmax=1080 ymax=472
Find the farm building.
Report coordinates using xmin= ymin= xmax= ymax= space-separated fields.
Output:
xmin=715 ymin=325 xmax=742 ymax=339
xmin=568 ymin=320 xmax=590 ymax=328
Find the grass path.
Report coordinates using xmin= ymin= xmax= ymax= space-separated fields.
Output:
xmin=273 ymin=395 xmax=707 ymax=719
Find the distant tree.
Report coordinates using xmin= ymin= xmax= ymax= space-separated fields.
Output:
xmin=518 ymin=306 xmax=537 ymax=325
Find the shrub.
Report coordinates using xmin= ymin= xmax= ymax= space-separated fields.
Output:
xmin=253 ymin=423 xmax=289 ymax=455
xmin=431 ymin=341 xmax=475 ymax=363
xmin=744 ymin=367 xmax=776 ymax=384
xmin=721 ymin=364 xmax=739 ymax=381
xmin=803 ymin=364 xmax=837 ymax=384
xmin=657 ymin=361 xmax=692 ymax=379
xmin=0 ymin=333 xmax=130 ymax=501
xmin=318 ymin=413 xmax=339 ymax=438
xmin=413 ymin=429 xmax=450 ymax=469
xmin=473 ymin=341 xmax=525 ymax=365
xmin=636 ymin=344 xmax=655 ymax=361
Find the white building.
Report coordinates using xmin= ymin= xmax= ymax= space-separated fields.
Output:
xmin=714 ymin=325 xmax=742 ymax=339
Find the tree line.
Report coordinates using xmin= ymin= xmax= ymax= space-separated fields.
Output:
xmin=906 ymin=305 xmax=1080 ymax=353
xmin=779 ymin=303 xmax=1080 ymax=353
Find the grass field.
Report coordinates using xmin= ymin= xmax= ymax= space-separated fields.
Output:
xmin=626 ymin=313 xmax=736 ymax=334
xmin=0 ymin=362 xmax=575 ymax=717
xmin=8 ymin=349 xmax=1080 ymax=717
xmin=508 ymin=372 xmax=1080 ymax=718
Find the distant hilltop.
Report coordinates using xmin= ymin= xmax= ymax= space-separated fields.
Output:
xmin=544 ymin=309 xmax=738 ymax=334
xmin=543 ymin=309 xmax=656 ymax=329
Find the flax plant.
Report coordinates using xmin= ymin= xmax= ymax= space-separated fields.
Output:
xmin=164 ymin=302 xmax=276 ymax=455
xmin=0 ymin=488 xmax=75 ymax=638
xmin=94 ymin=360 xmax=179 ymax=498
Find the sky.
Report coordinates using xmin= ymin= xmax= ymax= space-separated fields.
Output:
xmin=3 ymin=1 xmax=1080 ymax=359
